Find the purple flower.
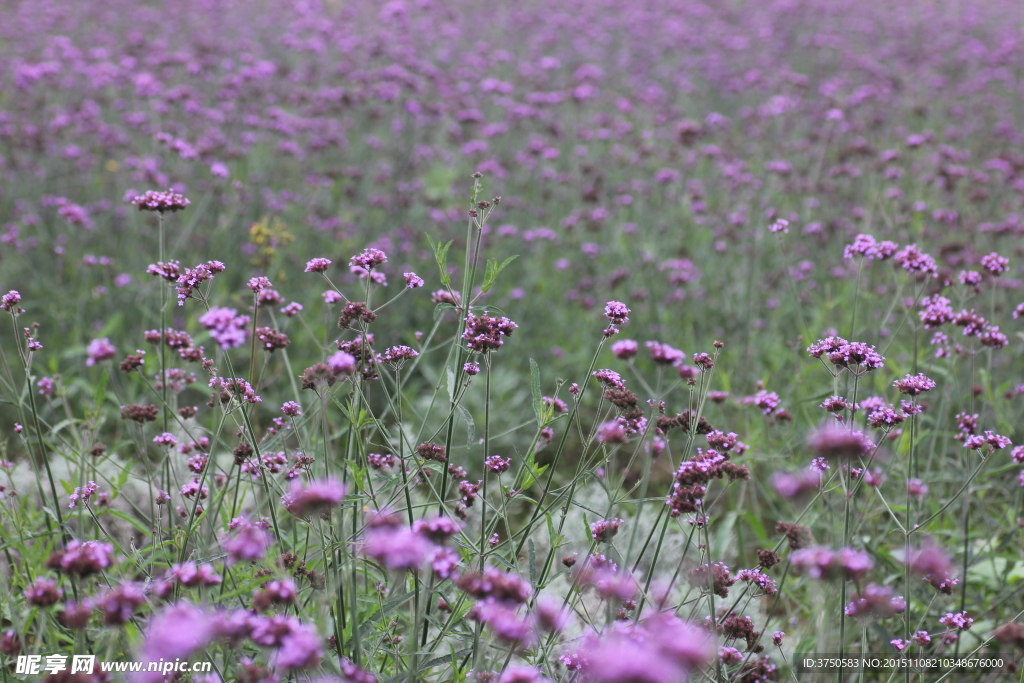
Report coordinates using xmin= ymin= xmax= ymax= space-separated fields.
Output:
xmin=97 ymin=582 xmax=146 ymax=625
xmin=645 ymin=340 xmax=685 ymax=365
xmin=130 ymin=189 xmax=190 ymax=213
xmin=197 ymin=307 xmax=249 ymax=350
xmin=281 ymin=401 xmax=302 ymax=416
xmin=49 ymin=540 xmax=115 ymax=577
xmin=576 ymin=614 xmax=715 ymax=683
xmin=382 ymin=345 xmax=419 ymax=364
xmin=790 ymin=546 xmax=873 ymax=580
xmin=611 ymin=339 xmax=638 ymax=359
xmin=686 ymin=562 xmax=734 ymax=597
xmin=253 ymin=578 xmax=299 ymax=612
xmin=68 ymin=481 xmax=99 ymax=509
xmin=964 ymin=430 xmax=1012 ymax=451
xmin=174 ymin=260 xmax=225 ymax=306
xmin=919 ymin=295 xmax=955 ymax=328
xmin=743 ymin=389 xmax=781 ymax=415
xmin=1 ymin=291 xmax=22 ymax=313
xmin=247 ymin=276 xmax=272 ymax=292
xmin=535 ymin=596 xmax=573 ymax=634
xmin=327 ymin=350 xmax=357 ymax=375
xmin=283 ymin=477 xmax=346 ymax=517
xmin=209 ymin=376 xmax=261 ymax=403
xmin=404 ymin=272 xmax=425 ymax=288
xmin=350 ymin=247 xmax=388 ymax=270
xmin=223 ymin=520 xmax=272 ymax=565
xmin=893 ymin=244 xmax=938 ymax=277
xmin=275 ymin=622 xmax=323 ymax=670
xmin=429 ymin=546 xmax=461 ymax=579
xmin=131 ymin=603 xmax=214 ymax=683
xmin=470 ymin=600 xmax=535 ymax=649
xmin=844 ymin=583 xmax=905 ymax=620
xmin=85 ymin=338 xmax=117 ymax=366
xmin=770 ymin=470 xmax=820 ymax=499
xmin=499 ymin=665 xmax=552 ymax=683
xmin=980 ymin=252 xmax=1009 ymax=275
xmin=305 ymin=257 xmax=332 ymax=273
xmin=894 ymin=373 xmax=936 ymax=396
xmin=463 ymin=361 xmax=481 ymax=375
xmin=939 ymin=611 xmax=973 ymax=631
xmin=367 ymin=452 xmax=397 ymax=469
xmin=843 ymin=233 xmax=876 ymax=258
xmin=604 ymin=301 xmax=630 ymax=325
xmin=736 ymin=567 xmax=778 ymax=595
xmin=457 ymin=567 xmax=532 ymax=604
xmin=413 ymin=516 xmax=462 ymax=544
xmin=592 ymin=369 xmax=625 ymax=388
xmin=362 ymin=525 xmax=432 ymax=570
xmin=153 ymin=432 xmax=178 ymax=447
xmin=281 ymin=301 xmax=303 ymax=317
xmin=959 ymin=270 xmax=982 ymax=287
xmin=597 ymin=420 xmax=628 ymax=444
xmin=809 ymin=423 xmax=874 ymax=461
xmin=23 ymin=577 xmax=62 ymax=606
xmin=463 ymin=313 xmax=518 ymax=352
xmin=590 ymin=518 xmax=624 ymax=542
xmin=485 ymin=455 xmax=512 ymax=473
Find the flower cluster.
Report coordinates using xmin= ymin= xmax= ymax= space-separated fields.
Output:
xmin=790 ymin=546 xmax=874 ymax=580
xmin=807 ymin=336 xmax=885 ymax=373
xmin=130 ymin=189 xmax=191 ymax=212
xmin=463 ymin=313 xmax=518 ymax=352
xmin=198 ymin=307 xmax=250 ymax=350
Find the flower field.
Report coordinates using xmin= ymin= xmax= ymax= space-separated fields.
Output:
xmin=2 ymin=1 xmax=1024 ymax=681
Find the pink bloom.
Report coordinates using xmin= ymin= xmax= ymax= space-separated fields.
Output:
xmin=305 ymin=257 xmax=332 ymax=273
xmin=86 ymin=338 xmax=117 ymax=366
xmin=282 ymin=477 xmax=346 ymax=517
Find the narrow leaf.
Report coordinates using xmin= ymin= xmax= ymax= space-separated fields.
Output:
xmin=528 ymin=539 xmax=537 ymax=586
xmin=455 ymin=404 xmax=475 ymax=448
xmin=529 ymin=358 xmax=543 ymax=425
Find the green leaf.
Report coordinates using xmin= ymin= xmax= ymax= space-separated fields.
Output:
xmin=528 ymin=539 xmax=537 ymax=586
xmin=529 ymin=358 xmax=542 ymax=425
xmin=520 ymin=450 xmax=548 ymax=490
xmin=101 ymin=509 xmax=151 ymax=535
xmin=480 ymin=254 xmax=518 ymax=293
xmin=422 ymin=649 xmax=471 ymax=672
xmin=455 ymin=404 xmax=475 ymax=448
xmin=426 ymin=235 xmax=453 ymax=286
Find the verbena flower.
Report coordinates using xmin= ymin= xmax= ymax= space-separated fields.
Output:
xmin=790 ymin=546 xmax=873 ymax=580
xmin=282 ymin=477 xmax=346 ymax=518
xmin=610 ymin=339 xmax=638 ymax=359
xmin=894 ymin=373 xmax=936 ymax=395
xmin=350 ymin=247 xmax=388 ymax=270
xmin=85 ymin=337 xmax=117 ymax=366
xmin=223 ymin=519 xmax=272 ymax=565
xmin=130 ymin=189 xmax=190 ymax=212
xmin=574 ymin=614 xmax=715 ymax=683
xmin=198 ymin=307 xmax=249 ymax=350
xmin=463 ymin=313 xmax=518 ymax=352
xmin=305 ymin=257 xmax=332 ymax=273
xmin=48 ymin=540 xmax=115 ymax=577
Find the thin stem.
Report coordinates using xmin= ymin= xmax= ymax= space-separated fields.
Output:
xmin=479 ymin=354 xmax=492 ymax=567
